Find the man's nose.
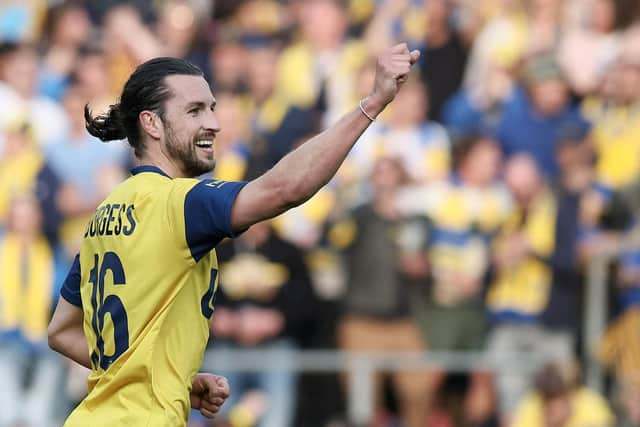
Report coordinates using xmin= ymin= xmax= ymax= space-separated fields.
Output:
xmin=204 ymin=110 xmax=221 ymax=133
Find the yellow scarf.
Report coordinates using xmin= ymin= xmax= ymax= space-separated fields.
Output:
xmin=0 ymin=234 xmax=54 ymax=341
xmin=487 ymin=190 xmax=557 ymax=316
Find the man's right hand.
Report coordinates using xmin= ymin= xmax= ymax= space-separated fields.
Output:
xmin=365 ymin=43 xmax=421 ymax=116
xmin=190 ymin=374 xmax=230 ymax=418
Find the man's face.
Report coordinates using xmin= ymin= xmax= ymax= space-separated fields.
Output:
xmin=466 ymin=139 xmax=502 ymax=186
xmin=247 ymin=47 xmax=277 ymax=103
xmin=2 ymin=48 xmax=38 ymax=97
xmin=504 ymin=155 xmax=541 ymax=206
xmin=529 ymin=78 xmax=569 ymax=117
xmin=391 ymin=81 xmax=427 ymax=126
xmin=161 ymin=75 xmax=221 ymax=177
xmin=372 ymin=158 xmax=405 ymax=193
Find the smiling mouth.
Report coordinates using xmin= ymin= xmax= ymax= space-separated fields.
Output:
xmin=195 ymin=140 xmax=213 ymax=147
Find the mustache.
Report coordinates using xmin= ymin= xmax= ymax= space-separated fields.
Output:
xmin=194 ymin=132 xmax=217 ymax=140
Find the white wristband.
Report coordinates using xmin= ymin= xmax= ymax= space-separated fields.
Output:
xmin=359 ymin=98 xmax=376 ymax=122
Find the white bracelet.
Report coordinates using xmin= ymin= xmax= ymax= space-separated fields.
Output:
xmin=359 ymin=98 xmax=376 ymax=122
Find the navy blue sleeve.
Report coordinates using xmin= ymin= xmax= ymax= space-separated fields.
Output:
xmin=184 ymin=179 xmax=248 ymax=261
xmin=60 ymin=254 xmax=82 ymax=307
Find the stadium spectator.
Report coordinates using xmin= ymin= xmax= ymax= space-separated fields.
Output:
xmin=398 ymin=135 xmax=508 ymax=426
xmin=494 ymin=52 xmax=590 ymax=178
xmin=202 ymin=220 xmax=317 ymax=427
xmin=486 ymin=154 xmax=574 ymax=422
xmin=33 ymin=157 xmax=63 ymax=247
xmin=523 ymin=0 xmax=565 ymax=55
xmin=582 ymin=56 xmax=640 ymax=194
xmin=208 ymin=40 xmax=247 ymax=93
xmin=0 ymin=193 xmax=64 ymax=427
xmin=70 ymin=44 xmax=117 ymax=115
xmin=543 ymin=125 xmax=594 ymax=348
xmin=598 ymin=211 xmax=640 ymax=426
xmin=441 ymin=60 xmax=515 ymax=140
xmin=346 ymin=76 xmax=450 ymax=194
xmin=43 ymin=83 xmax=128 ymax=259
xmin=0 ymin=42 xmax=69 ymax=145
xmin=100 ymin=4 xmax=164 ymax=95
xmin=418 ymin=0 xmax=468 ymax=122
xmin=0 ymin=111 xmax=62 ymax=246
xmin=592 ymin=80 xmax=640 ymax=423
xmin=334 ymin=157 xmax=431 ymax=427
xmin=460 ymin=0 xmax=527 ymax=107
xmin=511 ymin=360 xmax=614 ymax=427
xmin=365 ymin=0 xmax=468 ymax=122
xmin=557 ymin=0 xmax=624 ymax=96
xmin=0 ymin=118 xmax=42 ymax=228
xmin=242 ymin=42 xmax=327 ymax=250
xmin=39 ymin=1 xmax=92 ymax=101
xmin=155 ymin=0 xmax=211 ymax=74
xmin=276 ymin=0 xmax=367 ymax=125
xmin=232 ymin=0 xmax=289 ymax=40
xmin=364 ymin=0 xmax=430 ymax=52
xmin=244 ymin=42 xmax=318 ymax=174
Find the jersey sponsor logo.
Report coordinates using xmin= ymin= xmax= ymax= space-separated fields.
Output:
xmin=84 ymin=204 xmax=137 ymax=238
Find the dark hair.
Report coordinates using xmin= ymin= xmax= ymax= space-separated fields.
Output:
xmin=613 ymin=0 xmax=640 ymax=30
xmin=43 ymin=0 xmax=86 ymax=43
xmin=534 ymin=361 xmax=580 ymax=400
xmin=0 ymin=41 xmax=37 ymax=59
xmin=85 ymin=57 xmax=203 ymax=157
xmin=451 ymin=133 xmax=497 ymax=170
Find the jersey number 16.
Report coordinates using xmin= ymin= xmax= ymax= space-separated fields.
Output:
xmin=88 ymin=252 xmax=129 ymax=370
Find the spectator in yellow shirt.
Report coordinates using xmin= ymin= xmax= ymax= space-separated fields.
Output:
xmin=512 ymin=361 xmax=614 ymax=427
xmin=0 ymin=119 xmax=42 ymax=227
xmin=583 ymin=57 xmax=640 ymax=192
xmin=0 ymin=192 xmax=63 ymax=427
xmin=275 ymin=0 xmax=367 ymax=124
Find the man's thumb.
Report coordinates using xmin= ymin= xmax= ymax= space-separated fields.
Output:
xmin=409 ymin=50 xmax=420 ymax=65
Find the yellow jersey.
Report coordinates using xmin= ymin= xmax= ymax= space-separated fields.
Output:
xmin=59 ymin=165 xmax=246 ymax=427
xmin=487 ymin=189 xmax=556 ymax=319
xmin=512 ymin=388 xmax=614 ymax=427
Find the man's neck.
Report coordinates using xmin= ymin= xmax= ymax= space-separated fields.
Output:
xmin=136 ymin=146 xmax=185 ymax=179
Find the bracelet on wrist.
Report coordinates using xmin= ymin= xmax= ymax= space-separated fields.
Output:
xmin=359 ymin=98 xmax=376 ymax=122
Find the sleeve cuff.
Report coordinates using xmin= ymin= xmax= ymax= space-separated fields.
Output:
xmin=223 ymin=181 xmax=248 ymax=238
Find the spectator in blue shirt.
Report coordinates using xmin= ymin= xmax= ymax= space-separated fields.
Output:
xmin=494 ymin=52 xmax=590 ymax=178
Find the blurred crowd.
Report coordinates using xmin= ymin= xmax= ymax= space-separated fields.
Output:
xmin=1 ymin=0 xmax=640 ymax=426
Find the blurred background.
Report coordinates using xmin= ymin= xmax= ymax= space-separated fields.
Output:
xmin=1 ymin=0 xmax=640 ymax=426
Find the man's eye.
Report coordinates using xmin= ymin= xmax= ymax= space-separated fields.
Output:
xmin=189 ymin=108 xmax=199 ymax=115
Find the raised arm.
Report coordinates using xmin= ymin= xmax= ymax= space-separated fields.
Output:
xmin=230 ymin=43 xmax=420 ymax=231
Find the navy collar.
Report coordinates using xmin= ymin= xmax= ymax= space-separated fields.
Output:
xmin=130 ymin=165 xmax=171 ymax=178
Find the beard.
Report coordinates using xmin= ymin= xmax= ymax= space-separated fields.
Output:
xmin=164 ymin=123 xmax=216 ymax=177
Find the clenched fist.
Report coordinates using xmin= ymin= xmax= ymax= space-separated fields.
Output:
xmin=190 ymin=373 xmax=230 ymax=418
xmin=364 ymin=43 xmax=420 ymax=117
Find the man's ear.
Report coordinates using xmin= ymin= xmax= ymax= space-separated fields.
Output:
xmin=139 ymin=110 xmax=162 ymax=140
